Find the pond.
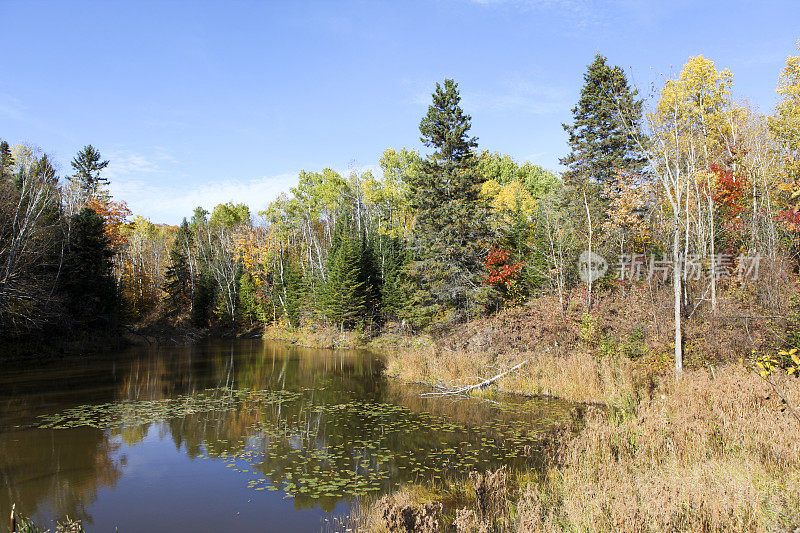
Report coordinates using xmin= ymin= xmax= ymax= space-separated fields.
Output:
xmin=0 ymin=339 xmax=573 ymax=531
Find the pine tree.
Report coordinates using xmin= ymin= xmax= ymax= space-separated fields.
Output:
xmin=404 ymin=78 xmax=494 ymax=326
xmin=237 ymin=271 xmax=262 ymax=326
xmin=357 ymin=231 xmax=382 ymax=324
xmin=560 ymin=54 xmax=646 ymax=192
xmin=191 ymin=272 xmax=216 ymax=327
xmin=163 ymin=220 xmax=193 ymax=312
xmin=317 ymin=226 xmax=366 ymax=331
xmin=277 ymin=252 xmax=305 ymax=329
xmin=61 ymin=208 xmax=116 ymax=321
xmin=70 ymin=145 xmax=110 ymax=198
xmin=378 ymin=235 xmax=408 ymax=321
xmin=0 ymin=140 xmax=14 ymax=183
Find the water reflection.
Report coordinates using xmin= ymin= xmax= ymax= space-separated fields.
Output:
xmin=0 ymin=340 xmax=572 ymax=530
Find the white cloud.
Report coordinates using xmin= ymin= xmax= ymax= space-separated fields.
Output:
xmin=410 ymin=77 xmax=567 ymax=115
xmin=464 ymin=80 xmax=567 ymax=114
xmin=109 ymin=161 xmax=382 ymax=225
xmin=104 ymin=149 xmax=172 ymax=182
xmin=0 ymin=93 xmax=75 ymax=142
xmin=110 ymin=173 xmax=298 ymax=224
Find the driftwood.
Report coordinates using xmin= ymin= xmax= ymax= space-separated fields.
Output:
xmin=421 ymin=360 xmax=528 ymax=397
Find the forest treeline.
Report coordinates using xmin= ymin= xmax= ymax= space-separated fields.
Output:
xmin=3 ymin=47 xmax=800 ymax=371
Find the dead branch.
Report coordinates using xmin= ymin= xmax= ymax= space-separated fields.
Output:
xmin=421 ymin=360 xmax=528 ymax=397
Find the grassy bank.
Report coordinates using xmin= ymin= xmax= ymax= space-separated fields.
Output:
xmin=262 ymin=324 xmax=437 ymax=352
xmin=262 ymin=324 xmax=368 ymax=349
xmin=354 ymin=363 xmax=800 ymax=532
xmin=352 ymin=290 xmax=800 ymax=532
xmin=533 ymin=365 xmax=800 ymax=532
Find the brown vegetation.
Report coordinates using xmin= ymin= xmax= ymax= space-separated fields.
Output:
xmin=357 ymin=283 xmax=800 ymax=532
xmin=354 ymin=364 xmax=800 ymax=532
xmin=528 ymin=366 xmax=800 ymax=532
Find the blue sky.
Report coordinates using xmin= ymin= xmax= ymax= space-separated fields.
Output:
xmin=1 ymin=0 xmax=798 ymax=223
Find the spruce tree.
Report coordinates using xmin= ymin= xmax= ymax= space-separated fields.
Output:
xmin=0 ymin=140 xmax=14 ymax=183
xmin=357 ymin=231 xmax=382 ymax=324
xmin=61 ymin=208 xmax=116 ymax=321
xmin=163 ymin=219 xmax=193 ymax=312
xmin=277 ymin=252 xmax=305 ymax=329
xmin=560 ymin=54 xmax=646 ymax=192
xmin=378 ymin=235 xmax=408 ymax=321
xmin=237 ymin=272 xmax=261 ymax=326
xmin=404 ymin=78 xmax=494 ymax=326
xmin=70 ymin=145 xmax=110 ymax=198
xmin=317 ymin=226 xmax=365 ymax=331
xmin=191 ymin=272 xmax=216 ymax=327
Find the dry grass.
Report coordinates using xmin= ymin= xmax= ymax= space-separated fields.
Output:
xmin=524 ymin=365 xmax=800 ymax=532
xmin=357 ymin=283 xmax=800 ymax=532
xmin=382 ymin=346 xmax=655 ymax=407
xmin=355 ymin=364 xmax=800 ymax=532
xmin=262 ymin=324 xmax=367 ymax=349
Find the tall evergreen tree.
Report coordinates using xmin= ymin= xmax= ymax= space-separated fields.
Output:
xmin=237 ymin=271 xmax=262 ymax=326
xmin=191 ymin=272 xmax=216 ymax=327
xmin=61 ymin=208 xmax=116 ymax=321
xmin=0 ymin=140 xmax=14 ymax=183
xmin=560 ymin=54 xmax=646 ymax=192
xmin=404 ymin=78 xmax=494 ymax=326
xmin=276 ymin=251 xmax=306 ymax=329
xmin=163 ymin=219 xmax=193 ymax=312
xmin=377 ymin=235 xmax=407 ymax=321
xmin=317 ymin=225 xmax=366 ymax=331
xmin=70 ymin=145 xmax=110 ymax=198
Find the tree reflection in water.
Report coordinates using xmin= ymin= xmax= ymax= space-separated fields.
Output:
xmin=0 ymin=340 xmax=573 ymax=525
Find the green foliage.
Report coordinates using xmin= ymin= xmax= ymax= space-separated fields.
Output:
xmin=163 ymin=219 xmax=193 ymax=312
xmin=278 ymin=252 xmax=306 ymax=328
xmin=237 ymin=271 xmax=262 ymax=326
xmin=69 ymin=144 xmax=109 ymax=197
xmin=61 ymin=208 xmax=116 ymax=321
xmin=377 ymin=235 xmax=408 ymax=321
xmin=190 ymin=206 xmax=209 ymax=230
xmin=786 ymin=287 xmax=800 ymax=349
xmin=191 ymin=272 xmax=216 ymax=328
xmin=317 ymin=224 xmax=367 ymax=330
xmin=210 ymin=202 xmax=251 ymax=228
xmin=13 ymin=513 xmax=84 ymax=533
xmin=0 ymin=139 xmax=15 ymax=182
xmin=404 ymin=78 xmax=494 ymax=327
xmin=560 ymin=54 xmax=646 ymax=192
xmin=624 ymin=326 xmax=646 ymax=359
xmin=579 ymin=312 xmax=598 ymax=345
xmin=476 ymin=150 xmax=560 ymax=200
xmin=419 ymin=79 xmax=477 ymax=164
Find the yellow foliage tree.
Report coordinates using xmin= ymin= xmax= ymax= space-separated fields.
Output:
xmin=771 ymin=42 xmax=800 ymax=215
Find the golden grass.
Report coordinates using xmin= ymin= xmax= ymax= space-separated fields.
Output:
xmin=524 ymin=365 xmax=800 ymax=532
xmin=359 ymin=360 xmax=800 ymax=532
xmin=381 ymin=346 xmax=653 ymax=407
xmin=262 ymin=324 xmax=366 ymax=349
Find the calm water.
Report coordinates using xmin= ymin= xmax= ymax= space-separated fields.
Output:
xmin=0 ymin=339 xmax=572 ymax=532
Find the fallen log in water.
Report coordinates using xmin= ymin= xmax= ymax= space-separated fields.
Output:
xmin=420 ymin=359 xmax=528 ymax=397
